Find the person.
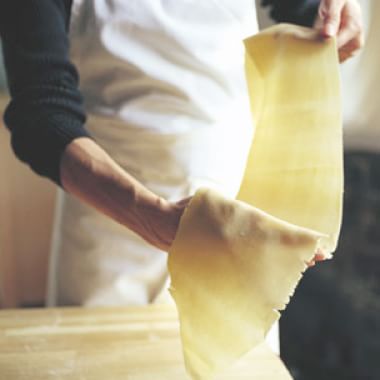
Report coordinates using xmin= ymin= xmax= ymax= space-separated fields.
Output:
xmin=0 ymin=0 xmax=363 ymax=309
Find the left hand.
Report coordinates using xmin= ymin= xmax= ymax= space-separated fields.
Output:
xmin=316 ymin=0 xmax=364 ymax=62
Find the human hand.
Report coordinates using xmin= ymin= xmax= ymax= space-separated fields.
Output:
xmin=316 ymin=0 xmax=364 ymax=62
xmin=60 ymin=137 xmax=193 ymax=253
xmin=306 ymin=248 xmax=326 ymax=267
xmin=141 ymin=196 xmax=192 ymax=252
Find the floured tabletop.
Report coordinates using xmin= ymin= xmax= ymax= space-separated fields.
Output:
xmin=0 ymin=304 xmax=292 ymax=379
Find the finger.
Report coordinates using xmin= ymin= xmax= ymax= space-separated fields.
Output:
xmin=339 ymin=36 xmax=363 ymax=62
xmin=176 ymin=196 xmax=192 ymax=207
xmin=319 ymin=0 xmax=345 ymax=37
xmin=312 ymin=249 xmax=327 ymax=263
xmin=337 ymin=1 xmax=364 ymax=56
xmin=314 ymin=248 xmax=325 ymax=259
xmin=339 ymin=44 xmax=357 ymax=62
xmin=337 ymin=24 xmax=363 ymax=49
xmin=314 ymin=253 xmax=326 ymax=261
xmin=307 ymin=260 xmax=316 ymax=268
xmin=307 ymin=254 xmax=324 ymax=268
xmin=339 ymin=49 xmax=358 ymax=63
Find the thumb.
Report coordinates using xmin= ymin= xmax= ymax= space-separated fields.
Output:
xmin=319 ymin=0 xmax=344 ymax=37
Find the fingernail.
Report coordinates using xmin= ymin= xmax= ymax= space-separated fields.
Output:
xmin=325 ymin=24 xmax=335 ymax=37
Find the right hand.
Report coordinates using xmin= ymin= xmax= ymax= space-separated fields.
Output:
xmin=61 ymin=137 xmax=192 ymax=253
xmin=139 ymin=196 xmax=192 ymax=251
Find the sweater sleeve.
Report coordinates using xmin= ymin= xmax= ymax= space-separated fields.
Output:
xmin=262 ymin=0 xmax=321 ymax=27
xmin=0 ymin=0 xmax=91 ymax=185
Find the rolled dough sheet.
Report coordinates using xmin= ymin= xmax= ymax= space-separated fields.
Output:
xmin=169 ymin=189 xmax=323 ymax=380
xmin=238 ymin=24 xmax=343 ymax=255
xmin=168 ymin=23 xmax=343 ymax=380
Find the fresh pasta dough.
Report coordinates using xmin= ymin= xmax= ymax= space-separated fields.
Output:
xmin=168 ymin=24 xmax=343 ymax=380
xmin=169 ymin=189 xmax=324 ymax=380
xmin=238 ymin=24 xmax=343 ymax=256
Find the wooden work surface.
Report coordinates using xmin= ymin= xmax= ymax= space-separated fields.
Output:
xmin=0 ymin=305 xmax=292 ymax=380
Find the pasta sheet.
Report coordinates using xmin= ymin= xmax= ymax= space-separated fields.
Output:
xmin=168 ymin=24 xmax=343 ymax=380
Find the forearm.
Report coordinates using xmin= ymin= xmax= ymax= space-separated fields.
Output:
xmin=60 ymin=137 xmax=184 ymax=251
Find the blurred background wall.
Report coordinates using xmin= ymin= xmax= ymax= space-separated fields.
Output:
xmin=0 ymin=43 xmax=56 ymax=308
xmin=0 ymin=48 xmax=5 ymax=89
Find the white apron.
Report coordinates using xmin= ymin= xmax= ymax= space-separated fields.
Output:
xmin=46 ymin=0 xmax=279 ymax=352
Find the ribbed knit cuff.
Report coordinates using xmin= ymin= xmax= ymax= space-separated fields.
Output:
xmin=262 ymin=0 xmax=320 ymax=27
xmin=5 ymin=106 xmax=92 ymax=186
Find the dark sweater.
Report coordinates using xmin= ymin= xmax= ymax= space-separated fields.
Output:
xmin=262 ymin=0 xmax=320 ymax=27
xmin=0 ymin=0 xmax=319 ymax=185
xmin=0 ymin=0 xmax=90 ymax=185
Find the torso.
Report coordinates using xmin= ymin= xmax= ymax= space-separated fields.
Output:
xmin=68 ymin=0 xmax=259 ymax=198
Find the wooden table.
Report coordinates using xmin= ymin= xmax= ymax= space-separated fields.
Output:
xmin=0 ymin=305 xmax=292 ymax=379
